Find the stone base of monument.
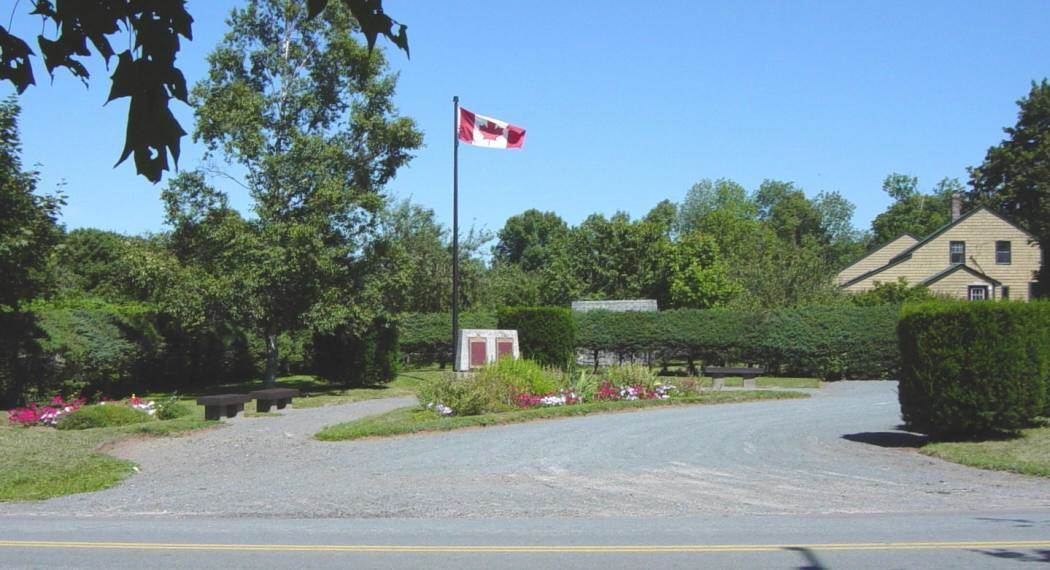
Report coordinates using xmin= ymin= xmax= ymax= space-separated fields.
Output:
xmin=455 ymin=329 xmax=519 ymax=372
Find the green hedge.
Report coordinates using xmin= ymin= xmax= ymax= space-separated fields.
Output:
xmin=898 ymin=301 xmax=1050 ymax=438
xmin=399 ymin=312 xmax=496 ymax=366
xmin=761 ymin=305 xmax=899 ymax=380
xmin=497 ymin=307 xmax=576 ymax=368
xmin=0 ymin=298 xmax=256 ymax=407
xmin=313 ymin=318 xmax=399 ymax=387
xmin=573 ymin=306 xmax=898 ymax=379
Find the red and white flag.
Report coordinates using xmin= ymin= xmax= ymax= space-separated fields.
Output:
xmin=458 ymin=107 xmax=526 ymax=149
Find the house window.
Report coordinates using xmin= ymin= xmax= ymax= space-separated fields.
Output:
xmin=968 ymin=285 xmax=988 ymax=301
xmin=996 ymin=241 xmax=1011 ymax=264
xmin=949 ymin=241 xmax=965 ymax=265
xmin=1002 ymin=286 xmax=1009 ymax=300
xmin=1033 ymin=283 xmax=1041 ymax=300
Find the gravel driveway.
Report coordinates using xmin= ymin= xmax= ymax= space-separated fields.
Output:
xmin=2 ymin=381 xmax=1047 ymax=519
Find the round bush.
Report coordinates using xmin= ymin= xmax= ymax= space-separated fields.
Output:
xmin=57 ymin=404 xmax=153 ymax=430
xmin=898 ymin=301 xmax=1049 ymax=438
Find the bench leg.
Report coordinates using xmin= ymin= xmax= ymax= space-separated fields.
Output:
xmin=276 ymin=399 xmax=289 ymax=410
xmin=257 ymin=399 xmax=272 ymax=413
xmin=225 ymin=404 xmax=243 ymax=418
xmin=712 ymin=377 xmax=725 ymax=391
xmin=742 ymin=377 xmax=757 ymax=389
xmin=204 ymin=406 xmax=221 ymax=421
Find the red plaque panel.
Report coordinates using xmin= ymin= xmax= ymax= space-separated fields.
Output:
xmin=497 ymin=340 xmax=514 ymax=360
xmin=469 ymin=340 xmax=487 ymax=368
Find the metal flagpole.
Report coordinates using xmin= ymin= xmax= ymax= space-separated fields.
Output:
xmin=452 ymin=96 xmax=460 ymax=370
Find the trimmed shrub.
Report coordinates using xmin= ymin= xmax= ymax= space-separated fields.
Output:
xmin=56 ymin=404 xmax=153 ymax=430
xmin=399 ymin=312 xmax=496 ymax=367
xmin=575 ymin=310 xmax=663 ymax=365
xmin=761 ymin=305 xmax=899 ymax=380
xmin=898 ymin=301 xmax=1050 ymax=438
xmin=313 ymin=318 xmax=399 ymax=387
xmin=571 ymin=306 xmax=897 ymax=379
xmin=660 ymin=309 xmax=765 ymax=368
xmin=498 ymin=307 xmax=576 ymax=368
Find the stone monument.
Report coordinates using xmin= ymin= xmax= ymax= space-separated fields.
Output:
xmin=455 ymin=329 xmax=520 ymax=372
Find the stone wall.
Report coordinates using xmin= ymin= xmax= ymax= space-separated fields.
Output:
xmin=571 ymin=299 xmax=657 ymax=367
xmin=571 ymin=299 xmax=658 ymax=313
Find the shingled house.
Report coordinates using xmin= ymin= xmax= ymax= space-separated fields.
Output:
xmin=837 ymin=197 xmax=1041 ymax=301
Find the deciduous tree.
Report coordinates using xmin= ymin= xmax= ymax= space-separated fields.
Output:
xmin=163 ymin=0 xmax=421 ymax=388
xmin=968 ymin=79 xmax=1050 ymax=294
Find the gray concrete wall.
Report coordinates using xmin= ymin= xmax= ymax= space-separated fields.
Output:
xmin=571 ymin=299 xmax=658 ymax=312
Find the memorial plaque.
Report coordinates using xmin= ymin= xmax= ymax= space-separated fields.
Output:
xmin=497 ymin=339 xmax=514 ymax=360
xmin=455 ymin=329 xmax=520 ymax=371
xmin=470 ymin=339 xmax=487 ymax=367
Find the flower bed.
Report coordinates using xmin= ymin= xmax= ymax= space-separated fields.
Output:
xmin=8 ymin=394 xmax=155 ymax=427
xmin=7 ymin=395 xmax=86 ymax=427
xmin=421 ymin=359 xmax=682 ymax=417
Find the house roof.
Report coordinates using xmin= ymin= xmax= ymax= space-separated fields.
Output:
xmin=922 ymin=264 xmax=1002 ymax=287
xmin=835 ymin=232 xmax=918 ymax=280
xmin=841 ymin=254 xmax=912 ymax=287
xmin=888 ymin=206 xmax=1035 ymax=265
xmin=839 ymin=205 xmax=1033 ymax=289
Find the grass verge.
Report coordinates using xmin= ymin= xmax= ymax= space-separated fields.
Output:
xmin=920 ymin=424 xmax=1050 ymax=478
xmin=0 ymin=414 xmax=212 ymax=502
xmin=685 ymin=376 xmax=820 ymax=389
xmin=316 ymin=390 xmax=807 ymax=441
xmin=0 ymin=368 xmax=441 ymax=502
xmin=155 ymin=369 xmax=442 ymax=410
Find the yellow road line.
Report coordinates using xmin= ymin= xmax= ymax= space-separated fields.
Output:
xmin=1 ymin=540 xmax=1049 ymax=554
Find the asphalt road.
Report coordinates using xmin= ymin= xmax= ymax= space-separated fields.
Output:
xmin=0 ymin=512 xmax=1048 ymax=568
xmin=1 ymin=381 xmax=1048 ymax=568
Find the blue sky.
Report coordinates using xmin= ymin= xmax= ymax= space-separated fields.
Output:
xmin=5 ymin=0 xmax=1049 ymax=238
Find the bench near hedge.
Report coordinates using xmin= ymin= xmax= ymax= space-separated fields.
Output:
xmin=196 ymin=394 xmax=253 ymax=421
xmin=703 ymin=367 xmax=765 ymax=390
xmin=248 ymin=388 xmax=300 ymax=413
xmin=196 ymin=389 xmax=301 ymax=420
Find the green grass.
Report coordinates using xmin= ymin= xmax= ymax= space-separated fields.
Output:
xmin=0 ymin=367 xmax=441 ymax=502
xmin=684 ymin=376 xmax=820 ymax=389
xmin=920 ymin=424 xmax=1050 ymax=478
xmin=0 ymin=414 xmax=212 ymax=502
xmin=316 ymin=390 xmax=808 ymax=441
xmin=150 ymin=369 xmax=442 ymax=410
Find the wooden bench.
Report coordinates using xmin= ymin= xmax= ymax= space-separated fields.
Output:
xmin=703 ymin=367 xmax=765 ymax=390
xmin=248 ymin=388 xmax=300 ymax=413
xmin=196 ymin=394 xmax=252 ymax=420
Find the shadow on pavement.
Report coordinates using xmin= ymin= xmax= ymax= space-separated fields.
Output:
xmin=974 ymin=548 xmax=1050 ymax=564
xmin=841 ymin=431 xmax=928 ymax=448
xmin=785 ymin=546 xmax=829 ymax=569
xmin=974 ymin=516 xmax=1050 ymax=529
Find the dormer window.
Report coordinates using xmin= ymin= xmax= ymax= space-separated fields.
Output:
xmin=996 ymin=241 xmax=1011 ymax=264
xmin=949 ymin=241 xmax=965 ymax=265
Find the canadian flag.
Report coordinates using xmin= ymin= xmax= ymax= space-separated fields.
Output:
xmin=458 ymin=107 xmax=526 ymax=149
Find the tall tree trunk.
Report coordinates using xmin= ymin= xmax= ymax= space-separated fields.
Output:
xmin=264 ymin=330 xmax=278 ymax=389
